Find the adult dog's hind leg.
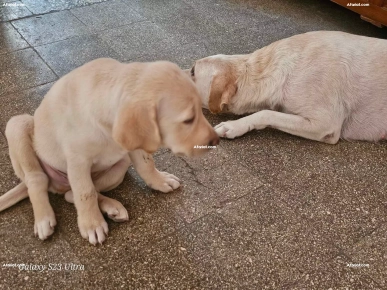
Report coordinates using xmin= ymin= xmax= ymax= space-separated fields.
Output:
xmin=5 ymin=114 xmax=56 ymax=240
xmin=65 ymin=155 xmax=130 ymax=223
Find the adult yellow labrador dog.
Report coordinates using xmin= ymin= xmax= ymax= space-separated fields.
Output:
xmin=0 ymin=59 xmax=219 ymax=245
xmin=187 ymin=31 xmax=387 ymax=144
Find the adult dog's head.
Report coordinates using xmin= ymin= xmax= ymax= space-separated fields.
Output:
xmin=185 ymin=55 xmax=241 ymax=114
xmin=113 ymin=61 xmax=219 ymax=157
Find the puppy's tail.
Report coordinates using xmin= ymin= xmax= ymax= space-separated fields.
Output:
xmin=0 ymin=182 xmax=28 ymax=212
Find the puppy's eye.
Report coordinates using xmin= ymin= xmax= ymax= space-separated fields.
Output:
xmin=183 ymin=116 xmax=195 ymax=124
xmin=190 ymin=65 xmax=195 ymax=77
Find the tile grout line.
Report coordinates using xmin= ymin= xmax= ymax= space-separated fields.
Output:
xmin=2 ymin=0 xmax=112 ymax=23
xmin=30 ymin=46 xmax=60 ymax=79
xmin=0 ymin=79 xmax=55 ymax=99
xmin=18 ymin=18 xmax=150 ymax=51
xmin=8 ymin=20 xmax=60 ymax=79
xmin=2 ymin=20 xmax=32 ymax=53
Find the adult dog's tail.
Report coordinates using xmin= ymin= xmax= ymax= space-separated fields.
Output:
xmin=0 ymin=182 xmax=28 ymax=212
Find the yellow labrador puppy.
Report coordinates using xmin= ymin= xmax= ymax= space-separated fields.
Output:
xmin=0 ymin=59 xmax=219 ymax=245
xmin=187 ymin=31 xmax=387 ymax=144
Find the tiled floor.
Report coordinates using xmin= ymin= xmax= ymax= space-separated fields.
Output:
xmin=0 ymin=0 xmax=387 ymax=289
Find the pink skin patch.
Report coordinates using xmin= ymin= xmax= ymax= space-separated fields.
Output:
xmin=39 ymin=159 xmax=69 ymax=189
xmin=39 ymin=159 xmax=113 ymax=193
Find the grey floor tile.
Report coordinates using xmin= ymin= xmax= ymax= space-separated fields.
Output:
xmin=0 ymin=1 xmax=32 ymax=21
xmin=35 ymin=34 xmax=121 ymax=76
xmin=176 ymin=213 xmax=302 ymax=289
xmin=180 ymin=146 xmax=232 ymax=172
xmin=0 ymin=49 xmax=56 ymax=97
xmin=345 ymin=223 xmax=387 ymax=287
xmin=134 ymin=41 xmax=208 ymax=69
xmin=11 ymin=10 xmax=88 ymax=46
xmin=71 ymin=0 xmax=145 ymax=32
xmin=0 ymin=82 xmax=52 ymax=132
xmin=275 ymin=175 xmax=387 ymax=251
xmin=219 ymin=186 xmax=339 ymax=274
xmin=96 ymin=21 xmax=181 ymax=62
xmin=0 ymin=22 xmax=29 ymax=54
xmin=128 ymin=0 xmax=225 ymax=45
xmin=292 ymin=255 xmax=382 ymax=289
xmin=0 ymin=0 xmax=22 ymax=3
xmin=21 ymin=0 xmax=109 ymax=14
xmin=273 ymin=221 xmax=340 ymax=273
xmin=153 ymin=150 xmax=263 ymax=223
xmin=80 ymin=234 xmax=204 ymax=290
xmin=218 ymin=126 xmax=387 ymax=192
xmin=218 ymin=187 xmax=297 ymax=238
xmin=186 ymin=0 xmax=275 ymax=29
xmin=0 ymin=213 xmax=90 ymax=289
xmin=124 ymin=0 xmax=192 ymax=22
xmin=205 ymin=19 xmax=301 ymax=55
xmin=0 ymin=130 xmax=6 ymax=147
xmin=135 ymin=151 xmax=220 ymax=224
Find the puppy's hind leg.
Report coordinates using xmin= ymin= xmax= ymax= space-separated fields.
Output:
xmin=0 ymin=183 xmax=28 ymax=212
xmin=5 ymin=114 xmax=56 ymax=240
xmin=65 ymin=156 xmax=130 ymax=222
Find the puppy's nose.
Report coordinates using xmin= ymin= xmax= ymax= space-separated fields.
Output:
xmin=208 ymin=135 xmax=219 ymax=147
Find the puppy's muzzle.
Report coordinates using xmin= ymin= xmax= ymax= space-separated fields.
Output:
xmin=208 ymin=132 xmax=220 ymax=147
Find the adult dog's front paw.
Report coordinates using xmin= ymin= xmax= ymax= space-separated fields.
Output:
xmin=78 ymin=211 xmax=108 ymax=245
xmin=214 ymin=121 xmax=249 ymax=139
xmin=34 ymin=208 xmax=57 ymax=240
xmin=147 ymin=170 xmax=181 ymax=193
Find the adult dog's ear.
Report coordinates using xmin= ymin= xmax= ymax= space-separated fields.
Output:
xmin=112 ymin=101 xmax=161 ymax=153
xmin=208 ymin=74 xmax=237 ymax=114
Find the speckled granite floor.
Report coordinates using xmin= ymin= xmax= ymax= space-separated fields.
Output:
xmin=1 ymin=0 xmax=387 ymax=289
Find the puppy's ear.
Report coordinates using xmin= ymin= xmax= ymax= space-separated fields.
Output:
xmin=112 ymin=101 xmax=161 ymax=153
xmin=208 ymin=75 xmax=237 ymax=114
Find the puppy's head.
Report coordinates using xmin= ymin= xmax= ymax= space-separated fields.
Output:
xmin=113 ymin=61 xmax=219 ymax=157
xmin=184 ymin=55 xmax=238 ymax=114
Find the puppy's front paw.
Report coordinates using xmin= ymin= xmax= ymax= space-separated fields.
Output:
xmin=34 ymin=208 xmax=57 ymax=240
xmin=99 ymin=197 xmax=129 ymax=223
xmin=214 ymin=121 xmax=249 ymax=139
xmin=147 ymin=171 xmax=181 ymax=193
xmin=78 ymin=211 xmax=108 ymax=245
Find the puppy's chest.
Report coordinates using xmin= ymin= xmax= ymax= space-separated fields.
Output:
xmin=92 ymin=144 xmax=127 ymax=171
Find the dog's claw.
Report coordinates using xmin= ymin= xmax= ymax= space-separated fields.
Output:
xmin=79 ymin=211 xmax=109 ymax=245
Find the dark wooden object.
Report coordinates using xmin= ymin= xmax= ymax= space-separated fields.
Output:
xmin=332 ymin=0 xmax=387 ymax=27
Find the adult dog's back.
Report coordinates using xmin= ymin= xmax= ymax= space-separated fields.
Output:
xmin=188 ymin=31 xmax=387 ymax=143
